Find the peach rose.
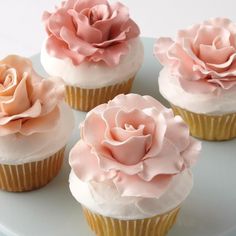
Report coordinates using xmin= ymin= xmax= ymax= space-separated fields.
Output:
xmin=70 ymin=94 xmax=201 ymax=198
xmin=0 ymin=55 xmax=64 ymax=136
xmin=43 ymin=0 xmax=140 ymax=66
xmin=154 ymin=18 xmax=236 ymax=94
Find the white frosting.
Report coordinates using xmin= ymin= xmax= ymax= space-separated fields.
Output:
xmin=158 ymin=68 xmax=236 ymax=115
xmin=69 ymin=169 xmax=193 ymax=220
xmin=0 ymin=102 xmax=74 ymax=165
xmin=40 ymin=38 xmax=144 ymax=89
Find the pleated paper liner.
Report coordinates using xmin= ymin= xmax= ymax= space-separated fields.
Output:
xmin=65 ymin=77 xmax=134 ymax=112
xmin=0 ymin=146 xmax=65 ymax=192
xmin=83 ymin=206 xmax=180 ymax=236
xmin=171 ymin=104 xmax=236 ymax=141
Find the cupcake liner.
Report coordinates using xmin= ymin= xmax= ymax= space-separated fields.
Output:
xmin=82 ymin=206 xmax=180 ymax=236
xmin=65 ymin=77 xmax=134 ymax=111
xmin=171 ymin=105 xmax=236 ymax=141
xmin=0 ymin=147 xmax=65 ymax=192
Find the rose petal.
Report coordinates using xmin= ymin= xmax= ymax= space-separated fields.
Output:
xmin=20 ymin=106 xmax=60 ymax=135
xmin=46 ymin=35 xmax=86 ymax=65
xmin=69 ymin=140 xmax=116 ymax=182
xmin=115 ymin=109 xmax=156 ymax=136
xmin=60 ymin=27 xmax=98 ymax=56
xmin=199 ymin=44 xmax=235 ymax=65
xmin=165 ymin=115 xmax=190 ymax=151
xmin=111 ymin=125 xmax=144 ymax=142
xmin=113 ymin=172 xmax=173 ymax=198
xmin=182 ymin=137 xmax=201 ymax=168
xmin=0 ymin=119 xmax=22 ymax=136
xmin=46 ymin=8 xmax=76 ymax=39
xmin=90 ymin=42 xmax=128 ymax=66
xmin=103 ymin=134 xmax=152 ymax=165
xmin=139 ymin=139 xmax=183 ymax=181
xmin=1 ymin=74 xmax=31 ymax=115
xmin=74 ymin=0 xmax=108 ymax=13
xmin=0 ymin=100 xmax=42 ymax=126
xmin=68 ymin=9 xmax=103 ymax=44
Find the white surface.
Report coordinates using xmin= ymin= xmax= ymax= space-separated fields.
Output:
xmin=0 ymin=38 xmax=235 ymax=236
xmin=158 ymin=68 xmax=236 ymax=115
xmin=41 ymin=38 xmax=144 ymax=88
xmin=0 ymin=0 xmax=236 ymax=58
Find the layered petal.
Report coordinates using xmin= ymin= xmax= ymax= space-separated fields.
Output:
xmin=43 ymin=0 xmax=140 ymax=66
xmin=154 ymin=17 xmax=236 ymax=94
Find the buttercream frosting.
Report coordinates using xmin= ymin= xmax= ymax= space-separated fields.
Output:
xmin=40 ymin=38 xmax=144 ymax=88
xmin=154 ymin=18 xmax=236 ymax=95
xmin=158 ymin=68 xmax=236 ymax=115
xmin=69 ymin=169 xmax=193 ymax=220
xmin=0 ymin=102 xmax=74 ymax=165
xmin=42 ymin=0 xmax=140 ymax=66
xmin=69 ymin=94 xmax=201 ymax=219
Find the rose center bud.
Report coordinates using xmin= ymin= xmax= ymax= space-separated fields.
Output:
xmin=88 ymin=5 xmax=110 ymax=25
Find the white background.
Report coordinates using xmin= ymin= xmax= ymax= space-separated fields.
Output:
xmin=0 ymin=0 xmax=235 ymax=58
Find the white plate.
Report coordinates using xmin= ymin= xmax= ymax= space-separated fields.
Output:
xmin=0 ymin=38 xmax=236 ymax=236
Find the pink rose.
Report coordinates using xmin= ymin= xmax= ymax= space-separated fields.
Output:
xmin=154 ymin=18 xmax=236 ymax=94
xmin=43 ymin=0 xmax=140 ymax=66
xmin=70 ymin=94 xmax=201 ymax=198
xmin=0 ymin=55 xmax=64 ymax=136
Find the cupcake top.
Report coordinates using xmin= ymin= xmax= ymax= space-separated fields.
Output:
xmin=0 ymin=55 xmax=74 ymax=164
xmin=154 ymin=18 xmax=236 ymax=114
xmin=69 ymin=94 xmax=201 ymax=219
xmin=41 ymin=0 xmax=143 ymax=88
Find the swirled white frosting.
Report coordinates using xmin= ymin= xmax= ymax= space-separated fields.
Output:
xmin=0 ymin=102 xmax=74 ymax=165
xmin=40 ymin=38 xmax=144 ymax=89
xmin=69 ymin=169 xmax=193 ymax=220
xmin=158 ymin=68 xmax=236 ymax=115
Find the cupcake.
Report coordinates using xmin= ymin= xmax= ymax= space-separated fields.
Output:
xmin=0 ymin=55 xmax=74 ymax=192
xmin=41 ymin=0 xmax=144 ymax=111
xmin=69 ymin=94 xmax=201 ymax=236
xmin=154 ymin=18 xmax=236 ymax=141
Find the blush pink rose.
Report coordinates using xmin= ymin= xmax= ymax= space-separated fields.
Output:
xmin=69 ymin=94 xmax=201 ymax=198
xmin=154 ymin=18 xmax=236 ymax=94
xmin=43 ymin=0 xmax=140 ymax=66
xmin=0 ymin=55 xmax=64 ymax=136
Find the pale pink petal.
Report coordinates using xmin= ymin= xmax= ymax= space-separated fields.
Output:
xmin=90 ymin=42 xmax=129 ymax=66
xmin=103 ymin=134 xmax=152 ymax=165
xmin=140 ymin=139 xmax=183 ymax=181
xmin=142 ymin=110 xmax=167 ymax=158
xmin=199 ymin=44 xmax=235 ymax=65
xmin=97 ymin=151 xmax=143 ymax=175
xmin=182 ymin=138 xmax=201 ymax=168
xmin=113 ymin=172 xmax=173 ymax=198
xmin=74 ymin=0 xmax=108 ymax=13
xmin=115 ymin=109 xmax=156 ymax=136
xmin=111 ymin=125 xmax=144 ymax=142
xmin=165 ymin=115 xmax=190 ymax=151
xmin=69 ymin=140 xmax=116 ymax=182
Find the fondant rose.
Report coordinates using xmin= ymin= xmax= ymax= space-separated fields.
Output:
xmin=154 ymin=18 xmax=236 ymax=94
xmin=0 ymin=55 xmax=64 ymax=136
xmin=43 ymin=0 xmax=140 ymax=66
xmin=70 ymin=94 xmax=201 ymax=198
